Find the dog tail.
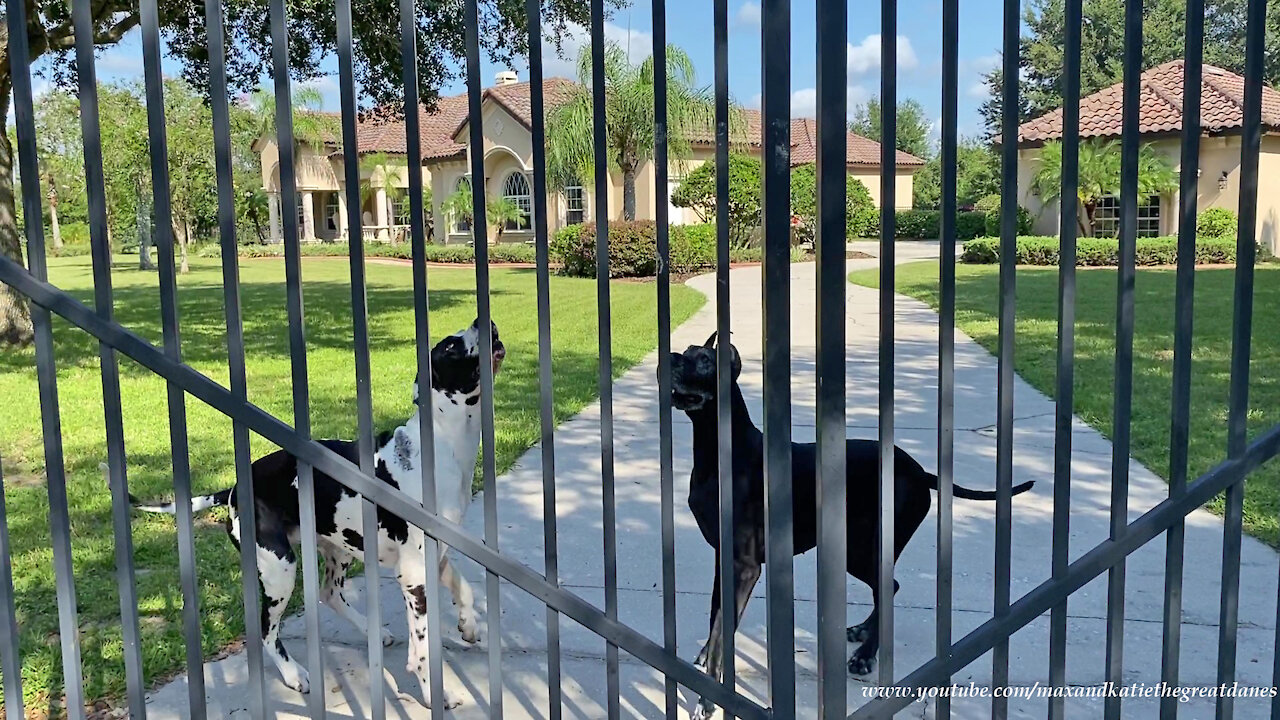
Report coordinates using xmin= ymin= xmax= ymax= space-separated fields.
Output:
xmin=923 ymin=470 xmax=1035 ymax=501
xmin=106 ymin=463 xmax=234 ymax=515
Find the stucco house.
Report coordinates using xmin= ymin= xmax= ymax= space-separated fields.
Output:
xmin=1016 ymin=60 xmax=1280 ymax=254
xmin=256 ymin=71 xmax=923 ymax=244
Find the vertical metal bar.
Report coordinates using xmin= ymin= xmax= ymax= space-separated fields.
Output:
xmin=1104 ymin=0 xmax=1142 ymax=715
xmin=9 ymin=0 xmax=76 ymax=712
xmin=877 ymin=0 xmax=898 ymax=689
xmin=1047 ymin=0 xmax=1082 ymax=715
xmin=1158 ymin=5 xmax=1203 ymax=718
xmin=0 ymin=7 xmax=49 ymax=717
xmin=462 ymin=1 xmax=503 ymax=714
xmin=524 ymin=2 xmax=563 ymax=717
xmin=584 ymin=1 xmax=620 ymax=716
xmin=204 ymin=0 xmax=267 ymax=712
xmin=138 ymin=3 xmax=205 ymax=715
xmin=760 ymin=0 xmax=795 ymax=716
xmin=651 ymin=2 xmax=678 ymax=717
xmin=394 ymin=0 xmax=445 ymax=716
xmin=1221 ymin=0 xmax=1262 ymax=714
xmin=993 ymin=0 xmax=1020 ymax=709
xmin=815 ymin=0 xmax=847 ymax=716
xmin=936 ymin=0 xmax=959 ymax=713
xmin=72 ymin=1 xmax=131 ymax=715
xmin=712 ymin=0 xmax=736 ymax=716
xmin=267 ymin=0 xmax=325 ymax=713
xmin=334 ymin=0 xmax=388 ymax=713
xmin=0 ymin=452 xmax=23 ymax=720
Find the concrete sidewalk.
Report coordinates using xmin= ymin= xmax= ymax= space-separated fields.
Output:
xmin=146 ymin=242 xmax=1278 ymax=719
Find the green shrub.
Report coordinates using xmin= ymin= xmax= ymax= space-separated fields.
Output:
xmin=550 ymin=221 xmax=658 ymax=278
xmin=896 ymin=210 xmax=941 ymax=239
xmin=1197 ymin=207 xmax=1237 ymax=238
xmin=982 ymin=203 xmax=1033 ymax=236
xmin=956 ymin=211 xmax=987 ymax=240
xmin=850 ymin=208 xmax=880 ymax=238
xmin=670 ymin=153 xmax=763 ymax=248
xmin=670 ymin=224 xmax=716 ymax=273
xmin=974 ymin=194 xmax=1001 ymax=214
xmin=790 ymin=164 xmax=875 ymax=243
xmin=961 ymin=235 xmax=1239 ymax=266
xmin=207 ymin=241 xmax=534 ymax=264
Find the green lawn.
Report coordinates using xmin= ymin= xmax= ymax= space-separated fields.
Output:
xmin=0 ymin=255 xmax=703 ymax=714
xmin=849 ymin=261 xmax=1280 ymax=547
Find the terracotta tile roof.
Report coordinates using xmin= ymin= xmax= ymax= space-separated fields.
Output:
xmin=336 ymin=79 xmax=923 ymax=169
xmin=1017 ymin=60 xmax=1280 ymax=144
xmin=681 ymin=110 xmax=924 ymax=167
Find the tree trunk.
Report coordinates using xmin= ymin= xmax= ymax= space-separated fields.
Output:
xmin=48 ymin=180 xmax=62 ymax=250
xmin=622 ymin=164 xmax=637 ymax=221
xmin=137 ymin=189 xmax=156 ymax=270
xmin=0 ymin=77 xmax=35 ymax=348
xmin=1083 ymin=199 xmax=1097 ymax=237
xmin=180 ymin=219 xmax=191 ymax=274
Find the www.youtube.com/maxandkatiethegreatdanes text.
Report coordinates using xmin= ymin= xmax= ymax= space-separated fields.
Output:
xmin=861 ymin=682 xmax=1280 ymax=704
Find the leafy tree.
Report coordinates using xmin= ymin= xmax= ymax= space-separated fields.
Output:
xmin=1030 ymin=138 xmax=1178 ymax=235
xmin=955 ymin=138 xmax=1002 ymax=207
xmin=31 ymin=91 xmax=86 ymax=250
xmin=0 ymin=0 xmax=601 ymax=346
xmin=849 ymin=95 xmax=932 ymax=158
xmin=546 ymin=42 xmax=730 ymax=220
xmin=486 ymin=196 xmax=523 ymax=240
xmin=247 ymin=87 xmax=339 ymax=152
xmin=670 ymin=153 xmax=763 ymax=248
xmin=981 ymin=0 xmax=1280 ymax=139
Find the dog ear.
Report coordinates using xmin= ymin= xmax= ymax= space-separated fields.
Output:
xmin=730 ymin=343 xmax=742 ymax=380
xmin=704 ymin=330 xmax=718 ymax=348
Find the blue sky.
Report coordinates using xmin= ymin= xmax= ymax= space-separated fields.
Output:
xmin=38 ymin=0 xmax=1013 ymax=149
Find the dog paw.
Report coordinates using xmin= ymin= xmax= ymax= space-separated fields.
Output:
xmin=848 ymin=653 xmax=876 ymax=676
xmin=694 ymin=644 xmax=709 ymax=668
xmin=284 ymin=668 xmax=311 ymax=694
xmin=846 ymin=624 xmax=871 ymax=643
xmin=428 ymin=692 xmax=463 ymax=710
xmin=690 ymin=699 xmax=715 ymax=720
xmin=381 ymin=628 xmax=395 ymax=647
xmin=459 ymin=617 xmax=480 ymax=644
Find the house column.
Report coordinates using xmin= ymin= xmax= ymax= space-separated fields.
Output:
xmin=337 ymin=191 xmax=348 ymax=240
xmin=375 ymin=187 xmax=388 ymax=241
xmin=268 ymin=191 xmax=281 ymax=243
xmin=301 ymin=190 xmax=316 ymax=241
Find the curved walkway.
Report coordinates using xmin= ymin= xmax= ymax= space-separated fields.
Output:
xmin=147 ymin=242 xmax=1277 ymax=719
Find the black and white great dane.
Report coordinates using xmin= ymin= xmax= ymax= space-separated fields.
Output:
xmin=130 ymin=318 xmax=505 ymax=709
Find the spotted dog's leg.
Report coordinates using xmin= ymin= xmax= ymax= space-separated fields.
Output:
xmin=438 ymin=552 xmax=478 ymax=643
xmin=397 ymin=529 xmax=461 ymax=709
xmin=320 ymin=544 xmax=394 ymax=647
xmin=255 ymin=526 xmax=310 ymax=694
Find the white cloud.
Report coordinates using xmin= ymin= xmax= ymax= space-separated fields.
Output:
xmin=964 ymin=53 xmax=1001 ymax=75
xmin=847 ymin=34 xmax=918 ymax=76
xmin=733 ymin=1 xmax=761 ymax=28
xmin=789 ymin=85 xmax=871 ymax=119
xmin=542 ymin=22 xmax=654 ymax=80
xmin=967 ymin=80 xmax=989 ymax=99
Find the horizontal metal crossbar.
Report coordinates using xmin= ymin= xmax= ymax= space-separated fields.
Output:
xmin=851 ymin=421 xmax=1280 ymax=719
xmin=0 ymin=254 xmax=771 ymax=720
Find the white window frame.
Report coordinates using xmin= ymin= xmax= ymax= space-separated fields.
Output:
xmin=502 ymin=171 xmax=532 ymax=231
xmin=1095 ymin=195 xmax=1161 ymax=238
xmin=564 ymin=184 xmax=587 ymax=225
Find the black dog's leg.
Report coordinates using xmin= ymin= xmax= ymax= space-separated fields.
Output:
xmin=694 ymin=561 xmax=761 ymax=720
xmin=847 ymin=613 xmax=875 ymax=643
xmin=848 ymin=579 xmax=899 ymax=676
xmin=695 ymin=553 xmax=723 ymax=668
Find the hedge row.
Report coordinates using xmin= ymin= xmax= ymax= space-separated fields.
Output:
xmin=960 ymin=235 xmax=1239 ymax=266
xmin=848 ymin=209 xmax=994 ymax=240
xmin=198 ymin=241 xmax=537 ymax=264
xmin=550 ymin=221 xmax=805 ymax=278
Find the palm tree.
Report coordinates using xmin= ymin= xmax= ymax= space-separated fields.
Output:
xmin=443 ymin=181 xmax=475 ymax=237
xmin=359 ymin=152 xmax=407 ymax=234
xmin=247 ymin=86 xmax=339 ymax=151
xmin=1031 ymin=138 xmax=1177 ymax=236
xmin=486 ymin=196 xmax=523 ymax=240
xmin=546 ymin=42 xmax=733 ymax=221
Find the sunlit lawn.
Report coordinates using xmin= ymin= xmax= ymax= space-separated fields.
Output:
xmin=0 ymin=255 xmax=704 ymax=715
xmin=849 ymin=260 xmax=1280 ymax=547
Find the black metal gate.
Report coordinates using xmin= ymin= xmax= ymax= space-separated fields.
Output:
xmin=0 ymin=0 xmax=1277 ymax=716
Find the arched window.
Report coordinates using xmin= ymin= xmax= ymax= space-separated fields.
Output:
xmin=502 ymin=172 xmax=532 ymax=231
xmin=453 ymin=176 xmax=472 ymax=233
